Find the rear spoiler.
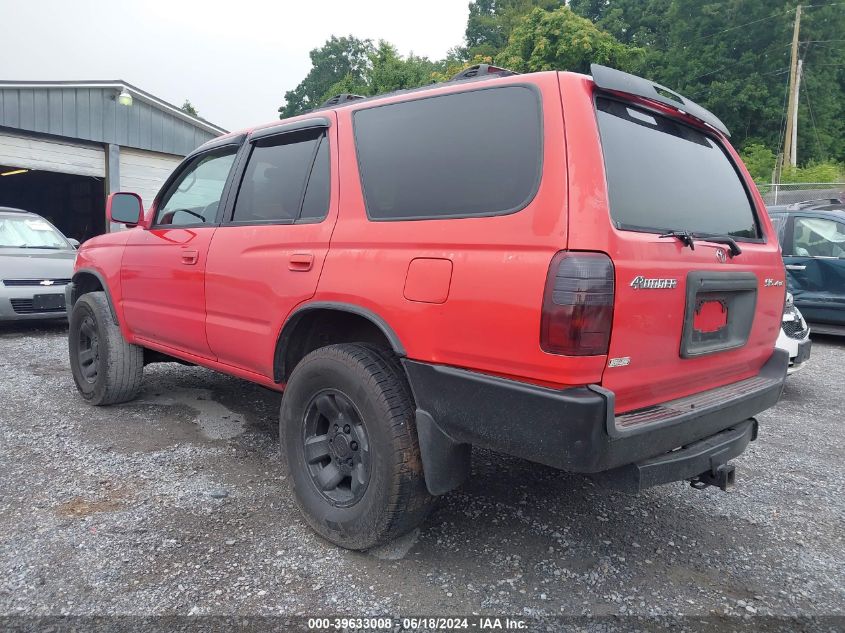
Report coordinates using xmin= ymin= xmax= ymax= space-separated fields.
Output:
xmin=591 ymin=64 xmax=730 ymax=137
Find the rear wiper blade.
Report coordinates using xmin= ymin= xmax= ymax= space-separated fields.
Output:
xmin=692 ymin=233 xmax=742 ymax=258
xmin=659 ymin=230 xmax=695 ymax=250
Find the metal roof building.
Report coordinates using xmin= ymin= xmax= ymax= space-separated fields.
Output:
xmin=0 ymin=80 xmax=226 ymax=240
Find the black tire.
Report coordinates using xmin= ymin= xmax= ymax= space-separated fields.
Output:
xmin=68 ymin=291 xmax=143 ymax=405
xmin=281 ymin=343 xmax=435 ymax=550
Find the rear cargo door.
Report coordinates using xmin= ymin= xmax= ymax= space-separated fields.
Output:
xmin=564 ymin=88 xmax=784 ymax=414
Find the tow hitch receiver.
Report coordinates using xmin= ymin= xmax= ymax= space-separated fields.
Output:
xmin=591 ymin=419 xmax=756 ymax=494
xmin=690 ymin=463 xmax=736 ymax=491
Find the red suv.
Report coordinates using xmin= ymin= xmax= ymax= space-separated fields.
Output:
xmin=67 ymin=65 xmax=788 ymax=550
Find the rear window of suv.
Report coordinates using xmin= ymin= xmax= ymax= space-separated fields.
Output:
xmin=354 ymin=86 xmax=542 ymax=221
xmin=596 ymin=97 xmax=760 ymax=239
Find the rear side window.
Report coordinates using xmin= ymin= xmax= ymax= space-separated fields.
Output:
xmin=300 ymin=137 xmax=330 ymax=221
xmin=596 ymin=98 xmax=760 ymax=239
xmin=232 ymin=130 xmax=329 ymax=224
xmin=354 ymin=86 xmax=542 ymax=220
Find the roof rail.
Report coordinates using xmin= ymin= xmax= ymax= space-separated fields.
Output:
xmin=450 ymin=64 xmax=519 ymax=82
xmin=321 ymin=93 xmax=366 ymax=107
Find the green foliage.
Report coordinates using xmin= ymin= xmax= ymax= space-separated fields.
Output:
xmin=495 ymin=6 xmax=644 ymax=74
xmin=279 ymin=36 xmax=374 ymax=118
xmin=740 ymin=143 xmax=776 ymax=183
xmin=568 ymin=0 xmax=845 ymax=165
xmin=781 ymin=161 xmax=845 ymax=184
xmin=465 ymin=0 xmax=561 ymax=59
xmin=180 ymin=100 xmax=199 ymax=117
xmin=319 ymin=41 xmax=442 ymax=104
xmin=277 ymin=1 xmax=845 ymax=170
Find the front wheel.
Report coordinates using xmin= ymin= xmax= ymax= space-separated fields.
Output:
xmin=68 ymin=291 xmax=144 ymax=405
xmin=281 ymin=343 xmax=435 ymax=550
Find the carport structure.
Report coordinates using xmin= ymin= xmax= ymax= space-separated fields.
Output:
xmin=0 ymin=81 xmax=226 ymax=241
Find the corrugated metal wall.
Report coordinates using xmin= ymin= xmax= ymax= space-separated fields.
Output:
xmin=0 ymin=86 xmax=219 ymax=156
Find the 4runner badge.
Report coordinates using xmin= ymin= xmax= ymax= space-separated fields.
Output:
xmin=630 ymin=275 xmax=678 ymax=290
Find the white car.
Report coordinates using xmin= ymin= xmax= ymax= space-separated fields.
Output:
xmin=776 ymin=293 xmax=811 ymax=375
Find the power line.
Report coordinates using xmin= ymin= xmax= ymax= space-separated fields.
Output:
xmin=775 ymin=67 xmax=791 ymax=166
xmin=687 ymin=9 xmax=794 ymax=44
xmin=687 ymin=42 xmax=790 ymax=82
xmin=687 ymin=3 xmax=845 ymax=46
xmin=801 ymin=44 xmax=825 ymax=159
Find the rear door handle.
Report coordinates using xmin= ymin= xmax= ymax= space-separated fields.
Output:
xmin=785 ymin=264 xmax=806 ymax=270
xmin=289 ymin=253 xmax=314 ymax=272
xmin=181 ymin=249 xmax=199 ymax=265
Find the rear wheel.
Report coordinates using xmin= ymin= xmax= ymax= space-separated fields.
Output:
xmin=68 ymin=292 xmax=143 ymax=405
xmin=281 ymin=343 xmax=434 ymax=550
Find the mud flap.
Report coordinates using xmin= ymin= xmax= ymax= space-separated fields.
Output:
xmin=415 ymin=409 xmax=471 ymax=496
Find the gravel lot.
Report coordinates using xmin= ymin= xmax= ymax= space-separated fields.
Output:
xmin=0 ymin=322 xmax=842 ymax=627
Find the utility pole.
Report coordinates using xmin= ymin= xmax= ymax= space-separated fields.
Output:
xmin=782 ymin=4 xmax=802 ymax=173
xmin=790 ymin=58 xmax=803 ymax=167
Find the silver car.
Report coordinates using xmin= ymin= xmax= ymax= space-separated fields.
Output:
xmin=0 ymin=207 xmax=78 ymax=321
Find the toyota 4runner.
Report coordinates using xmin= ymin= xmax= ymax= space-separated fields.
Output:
xmin=67 ymin=64 xmax=788 ymax=549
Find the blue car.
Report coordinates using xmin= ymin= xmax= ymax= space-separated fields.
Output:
xmin=769 ymin=205 xmax=845 ymax=335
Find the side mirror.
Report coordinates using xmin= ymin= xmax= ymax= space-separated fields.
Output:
xmin=107 ymin=192 xmax=144 ymax=226
xmin=67 ymin=238 xmax=80 ymax=249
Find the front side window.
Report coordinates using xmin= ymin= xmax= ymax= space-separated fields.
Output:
xmin=596 ymin=97 xmax=760 ymax=239
xmin=353 ymin=86 xmax=542 ymax=220
xmin=793 ymin=216 xmax=845 ymax=257
xmin=155 ymin=149 xmax=237 ymax=226
xmin=231 ymin=130 xmax=329 ymax=224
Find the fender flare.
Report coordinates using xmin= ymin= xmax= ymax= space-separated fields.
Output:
xmin=274 ymin=301 xmax=406 ymax=381
xmin=70 ymin=268 xmax=119 ymax=325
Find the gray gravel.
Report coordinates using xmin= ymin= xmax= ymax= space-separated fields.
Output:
xmin=0 ymin=321 xmax=843 ymax=622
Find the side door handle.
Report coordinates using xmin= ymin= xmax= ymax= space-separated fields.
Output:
xmin=785 ymin=264 xmax=806 ymax=271
xmin=181 ymin=249 xmax=199 ymax=265
xmin=289 ymin=253 xmax=314 ymax=272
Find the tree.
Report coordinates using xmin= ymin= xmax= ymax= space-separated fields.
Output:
xmin=319 ymin=41 xmax=443 ymax=104
xmin=740 ymin=143 xmax=776 ymax=183
xmin=495 ymin=6 xmax=644 ymax=74
xmin=279 ymin=36 xmax=374 ymax=118
xmin=465 ymin=0 xmax=562 ymax=59
xmin=180 ymin=100 xmax=199 ymax=117
xmin=569 ymin=0 xmax=845 ymax=164
xmin=366 ymin=42 xmax=441 ymax=96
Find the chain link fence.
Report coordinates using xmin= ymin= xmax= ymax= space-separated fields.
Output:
xmin=756 ymin=183 xmax=845 ymax=208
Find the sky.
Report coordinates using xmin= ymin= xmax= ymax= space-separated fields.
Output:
xmin=0 ymin=0 xmax=470 ymax=132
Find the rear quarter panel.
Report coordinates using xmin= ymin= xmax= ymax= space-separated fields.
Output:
xmin=315 ymin=72 xmax=606 ymax=387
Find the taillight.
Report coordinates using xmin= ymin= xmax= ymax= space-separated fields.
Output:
xmin=540 ymin=251 xmax=615 ymax=356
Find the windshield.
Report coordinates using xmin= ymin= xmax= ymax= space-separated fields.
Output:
xmin=596 ymin=97 xmax=760 ymax=239
xmin=0 ymin=216 xmax=69 ymax=249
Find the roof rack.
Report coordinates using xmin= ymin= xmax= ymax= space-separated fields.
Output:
xmin=449 ymin=64 xmax=519 ymax=82
xmin=310 ymin=65 xmax=519 ymax=113
xmin=321 ymin=93 xmax=365 ymax=107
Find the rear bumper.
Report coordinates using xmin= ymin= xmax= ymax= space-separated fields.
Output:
xmin=403 ymin=349 xmax=788 ymax=494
